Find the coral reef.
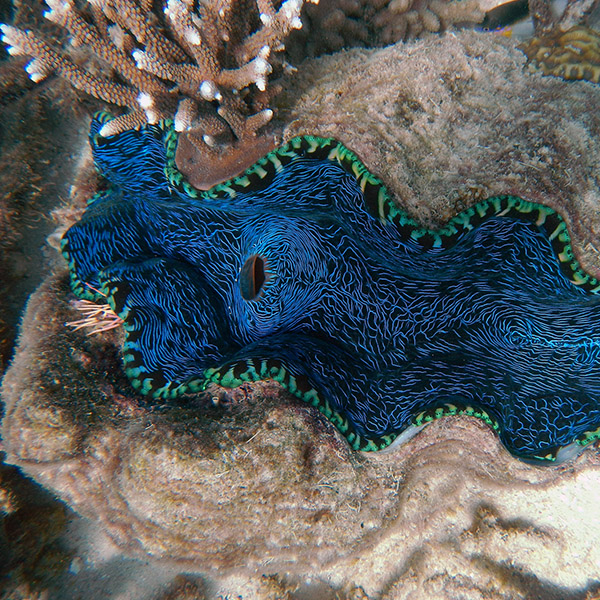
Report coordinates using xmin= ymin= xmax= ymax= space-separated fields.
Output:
xmin=2 ymin=31 xmax=600 ymax=598
xmin=1 ymin=0 xmax=315 ymax=188
xmin=287 ymin=0 xmax=487 ymax=57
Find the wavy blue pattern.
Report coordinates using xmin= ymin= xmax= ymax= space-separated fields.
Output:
xmin=61 ymin=114 xmax=600 ymax=460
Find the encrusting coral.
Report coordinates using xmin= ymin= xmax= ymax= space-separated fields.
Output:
xmin=521 ymin=24 xmax=600 ymax=83
xmin=521 ymin=0 xmax=600 ymax=83
xmin=1 ymin=0 xmax=315 ymax=187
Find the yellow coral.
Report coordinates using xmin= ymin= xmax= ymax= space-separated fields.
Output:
xmin=521 ymin=25 xmax=600 ymax=84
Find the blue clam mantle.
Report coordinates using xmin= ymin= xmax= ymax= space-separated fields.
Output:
xmin=61 ymin=113 xmax=600 ymax=461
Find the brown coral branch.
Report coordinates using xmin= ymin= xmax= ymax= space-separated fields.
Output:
xmin=218 ymin=47 xmax=272 ymax=90
xmin=163 ymin=0 xmax=221 ymax=76
xmin=1 ymin=0 xmax=301 ymax=138
xmin=98 ymin=109 xmax=148 ymax=136
xmin=218 ymin=102 xmax=274 ymax=139
xmin=90 ymin=0 xmax=188 ymax=62
xmin=1 ymin=25 xmax=138 ymax=105
xmin=44 ymin=0 xmax=166 ymax=93
xmin=238 ymin=0 xmax=306 ymax=61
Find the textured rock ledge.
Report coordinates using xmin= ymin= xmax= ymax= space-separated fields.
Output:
xmin=2 ymin=30 xmax=600 ymax=599
xmin=2 ymin=274 xmax=405 ymax=570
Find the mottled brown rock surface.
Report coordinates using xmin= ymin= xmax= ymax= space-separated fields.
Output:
xmin=2 ymin=31 xmax=600 ymax=599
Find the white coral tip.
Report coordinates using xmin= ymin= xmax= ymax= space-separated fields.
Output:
xmin=259 ymin=45 xmax=270 ymax=59
xmin=203 ymin=134 xmax=215 ymax=147
xmin=44 ymin=0 xmax=70 ymax=19
xmin=45 ymin=0 xmax=68 ymax=10
xmin=137 ymin=92 xmax=154 ymax=109
xmin=1 ymin=24 xmax=20 ymax=48
xmin=29 ymin=71 xmax=45 ymax=83
xmin=145 ymin=109 xmax=158 ymax=123
xmin=25 ymin=59 xmax=38 ymax=74
xmin=282 ymin=0 xmax=302 ymax=18
xmin=255 ymin=57 xmax=269 ymax=75
xmin=132 ymin=49 xmax=149 ymax=71
xmin=173 ymin=116 xmax=187 ymax=132
xmin=174 ymin=105 xmax=192 ymax=131
xmin=291 ymin=15 xmax=302 ymax=28
xmin=260 ymin=13 xmax=272 ymax=25
xmin=184 ymin=27 xmax=201 ymax=46
xmin=98 ymin=121 xmax=117 ymax=137
xmin=25 ymin=59 xmax=47 ymax=82
xmin=256 ymin=78 xmax=266 ymax=91
xmin=200 ymin=80 xmax=221 ymax=101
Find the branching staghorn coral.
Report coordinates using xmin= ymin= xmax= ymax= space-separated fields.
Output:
xmin=1 ymin=0 xmax=315 ymax=174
